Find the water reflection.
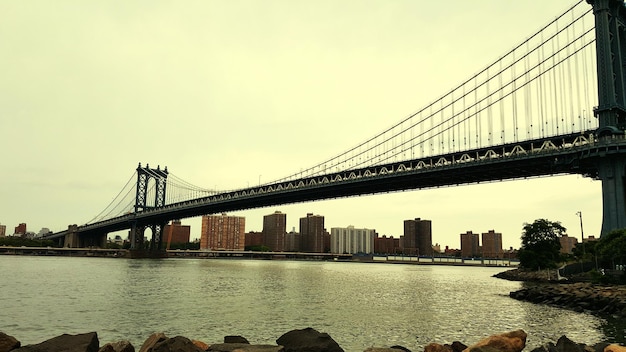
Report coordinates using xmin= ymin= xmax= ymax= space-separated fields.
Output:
xmin=0 ymin=257 xmax=615 ymax=351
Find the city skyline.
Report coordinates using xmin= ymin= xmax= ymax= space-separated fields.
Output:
xmin=1 ymin=0 xmax=600 ymax=250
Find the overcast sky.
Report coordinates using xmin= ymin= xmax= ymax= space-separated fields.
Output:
xmin=0 ymin=0 xmax=600 ymax=250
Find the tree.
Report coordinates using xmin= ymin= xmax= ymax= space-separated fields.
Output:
xmin=518 ymin=219 xmax=565 ymax=270
xmin=596 ymin=228 xmax=626 ymax=269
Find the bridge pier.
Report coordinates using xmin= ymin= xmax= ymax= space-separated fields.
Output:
xmin=597 ymin=155 xmax=626 ymax=235
xmin=64 ymin=224 xmax=80 ymax=248
xmin=128 ymin=222 xmax=167 ymax=258
xmin=587 ymin=0 xmax=626 ymax=236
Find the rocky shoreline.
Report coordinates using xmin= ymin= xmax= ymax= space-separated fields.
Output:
xmin=494 ymin=268 xmax=626 ymax=318
xmin=1 ymin=328 xmax=625 ymax=352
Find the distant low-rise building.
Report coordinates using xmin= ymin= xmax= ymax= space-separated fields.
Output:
xmin=36 ymin=228 xmax=52 ymax=238
xmin=163 ymin=220 xmax=191 ymax=245
xmin=284 ymin=229 xmax=300 ymax=252
xmin=14 ymin=223 xmax=26 ymax=236
xmin=245 ymin=231 xmax=264 ymax=248
xmin=559 ymin=234 xmax=578 ymax=254
xmin=374 ymin=235 xmax=399 ymax=254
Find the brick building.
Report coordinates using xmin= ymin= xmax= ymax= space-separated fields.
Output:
xmin=163 ymin=220 xmax=191 ymax=245
xmin=482 ymin=230 xmax=503 ymax=258
xmin=201 ymin=214 xmax=245 ymax=250
xmin=460 ymin=231 xmax=480 ymax=258
xmin=263 ymin=211 xmax=286 ymax=252
xmin=374 ymin=235 xmax=400 ymax=254
xmin=402 ymin=218 xmax=433 ymax=256
xmin=300 ymin=213 xmax=325 ymax=253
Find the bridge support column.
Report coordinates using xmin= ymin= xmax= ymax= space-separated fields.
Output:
xmin=64 ymin=225 xmax=80 ymax=248
xmin=129 ymin=223 xmax=145 ymax=250
xmin=598 ymin=156 xmax=626 ymax=235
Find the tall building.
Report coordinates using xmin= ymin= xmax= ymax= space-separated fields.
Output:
xmin=300 ymin=213 xmax=325 ymax=253
xmin=163 ymin=220 xmax=191 ymax=245
xmin=460 ymin=231 xmax=480 ymax=258
xmin=330 ymin=226 xmax=376 ymax=254
xmin=14 ymin=223 xmax=26 ymax=236
xmin=201 ymin=214 xmax=245 ymax=250
xmin=482 ymin=230 xmax=503 ymax=258
xmin=0 ymin=224 xmax=6 ymax=237
xmin=263 ymin=211 xmax=286 ymax=252
xmin=403 ymin=218 xmax=433 ymax=256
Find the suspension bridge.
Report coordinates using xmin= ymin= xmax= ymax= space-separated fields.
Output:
xmin=45 ymin=0 xmax=626 ymax=253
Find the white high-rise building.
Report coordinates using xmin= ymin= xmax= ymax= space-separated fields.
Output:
xmin=330 ymin=226 xmax=376 ymax=254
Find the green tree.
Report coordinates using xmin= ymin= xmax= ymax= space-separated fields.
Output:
xmin=596 ymin=228 xmax=626 ymax=269
xmin=518 ymin=219 xmax=565 ymax=270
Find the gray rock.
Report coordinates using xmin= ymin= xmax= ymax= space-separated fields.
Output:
xmin=0 ymin=332 xmax=20 ymax=352
xmin=98 ymin=340 xmax=135 ymax=352
xmin=151 ymin=336 xmax=204 ymax=352
xmin=223 ymin=336 xmax=249 ymax=344
xmin=276 ymin=328 xmax=343 ymax=352
xmin=139 ymin=333 xmax=168 ymax=352
xmin=555 ymin=336 xmax=584 ymax=352
xmin=14 ymin=332 xmax=99 ymax=352
xmin=207 ymin=343 xmax=282 ymax=352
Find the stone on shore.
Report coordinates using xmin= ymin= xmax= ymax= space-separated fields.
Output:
xmin=206 ymin=343 xmax=283 ymax=351
xmin=192 ymin=340 xmax=209 ymax=351
xmin=605 ymin=345 xmax=626 ymax=352
xmin=149 ymin=336 xmax=204 ymax=352
xmin=508 ymin=283 xmax=626 ymax=318
xmin=98 ymin=340 xmax=135 ymax=352
xmin=139 ymin=333 xmax=168 ymax=352
xmin=224 ymin=336 xmax=249 ymax=344
xmin=14 ymin=332 xmax=99 ymax=352
xmin=463 ymin=330 xmax=527 ymax=352
xmin=276 ymin=327 xmax=343 ymax=352
xmin=363 ymin=348 xmax=410 ymax=352
xmin=0 ymin=332 xmax=20 ymax=352
xmin=425 ymin=343 xmax=453 ymax=352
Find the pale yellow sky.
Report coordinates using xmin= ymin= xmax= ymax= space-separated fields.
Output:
xmin=0 ymin=0 xmax=601 ymax=249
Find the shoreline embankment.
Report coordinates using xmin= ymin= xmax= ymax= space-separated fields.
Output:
xmin=2 ymin=327 xmax=625 ymax=352
xmin=494 ymin=268 xmax=626 ymax=318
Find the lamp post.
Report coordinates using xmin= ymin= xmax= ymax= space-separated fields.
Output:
xmin=576 ymin=211 xmax=585 ymax=256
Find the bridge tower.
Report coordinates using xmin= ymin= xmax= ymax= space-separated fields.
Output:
xmin=129 ymin=163 xmax=169 ymax=250
xmin=588 ymin=0 xmax=626 ymax=235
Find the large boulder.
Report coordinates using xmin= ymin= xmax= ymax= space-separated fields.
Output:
xmin=98 ymin=340 xmax=135 ymax=352
xmin=0 ymin=332 xmax=20 ymax=352
xmin=191 ymin=340 xmax=209 ymax=351
xmin=554 ymin=336 xmax=585 ymax=352
xmin=150 ymin=336 xmax=205 ymax=352
xmin=206 ymin=343 xmax=283 ymax=351
xmin=14 ymin=332 xmax=99 ymax=352
xmin=139 ymin=333 xmax=168 ymax=352
xmin=605 ymin=345 xmax=626 ymax=352
xmin=276 ymin=328 xmax=343 ymax=352
xmin=463 ymin=330 xmax=527 ymax=352
xmin=224 ymin=336 xmax=249 ymax=344
xmin=424 ymin=343 xmax=452 ymax=352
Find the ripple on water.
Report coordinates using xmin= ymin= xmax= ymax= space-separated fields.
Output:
xmin=0 ymin=257 xmax=611 ymax=351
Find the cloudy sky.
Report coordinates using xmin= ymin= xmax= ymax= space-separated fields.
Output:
xmin=0 ymin=0 xmax=599 ymax=250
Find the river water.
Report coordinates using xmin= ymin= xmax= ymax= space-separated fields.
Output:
xmin=0 ymin=256 xmax=623 ymax=351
